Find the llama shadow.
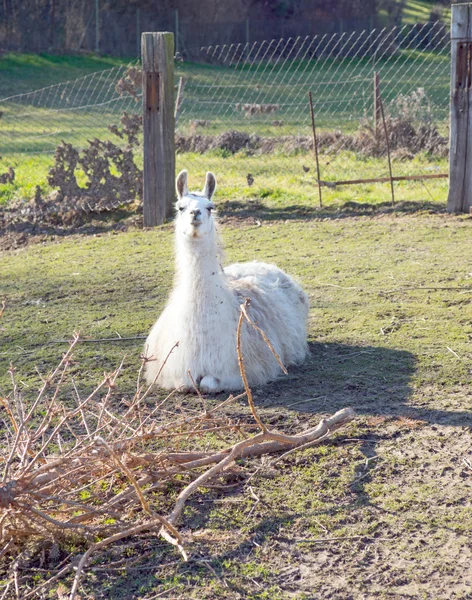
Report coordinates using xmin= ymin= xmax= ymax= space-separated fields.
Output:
xmin=218 ymin=198 xmax=446 ymax=223
xmin=258 ymin=341 xmax=472 ymax=428
xmin=97 ymin=341 xmax=471 ymax=596
xmin=172 ymin=340 xmax=472 ymax=576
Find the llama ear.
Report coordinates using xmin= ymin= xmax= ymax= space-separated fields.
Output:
xmin=176 ymin=170 xmax=188 ymax=200
xmin=203 ymin=172 xmax=217 ymax=200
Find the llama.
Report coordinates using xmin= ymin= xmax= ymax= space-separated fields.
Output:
xmin=144 ymin=170 xmax=309 ymax=393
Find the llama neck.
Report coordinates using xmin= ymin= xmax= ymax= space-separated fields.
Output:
xmin=174 ymin=232 xmax=227 ymax=298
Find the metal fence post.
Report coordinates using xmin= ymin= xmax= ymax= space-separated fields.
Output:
xmin=95 ymin=0 xmax=100 ymax=54
xmin=448 ymin=3 xmax=472 ymax=213
xmin=141 ymin=32 xmax=175 ymax=227
xmin=175 ymin=10 xmax=179 ymax=54
xmin=374 ymin=71 xmax=381 ymax=135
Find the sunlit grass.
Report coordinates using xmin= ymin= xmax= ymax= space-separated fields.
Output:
xmin=0 ymin=52 xmax=131 ymax=98
xmin=0 ymin=149 xmax=448 ymax=208
xmin=0 ymin=47 xmax=449 ymax=153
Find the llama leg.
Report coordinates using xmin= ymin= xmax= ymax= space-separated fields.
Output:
xmin=199 ymin=375 xmax=222 ymax=394
xmin=199 ymin=374 xmax=243 ymax=393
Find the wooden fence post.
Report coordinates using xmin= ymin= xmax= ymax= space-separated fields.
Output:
xmin=142 ymin=32 xmax=175 ymax=227
xmin=448 ymin=4 xmax=472 ymax=213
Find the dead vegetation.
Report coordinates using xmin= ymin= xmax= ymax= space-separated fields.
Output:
xmin=114 ymin=66 xmax=141 ymax=102
xmin=175 ymin=117 xmax=447 ymax=158
xmin=1 ymin=65 xmax=143 ymax=232
xmin=47 ymin=112 xmax=142 ymax=214
xmin=0 ymin=167 xmax=15 ymax=185
xmin=176 ymin=89 xmax=447 ymax=157
xmin=0 ymin=300 xmax=355 ymax=599
xmin=235 ymin=103 xmax=281 ymax=117
xmin=0 ymin=83 xmax=446 ymax=240
xmin=1 ymin=112 xmax=142 ymax=231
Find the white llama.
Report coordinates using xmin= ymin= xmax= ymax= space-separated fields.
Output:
xmin=144 ymin=170 xmax=309 ymax=393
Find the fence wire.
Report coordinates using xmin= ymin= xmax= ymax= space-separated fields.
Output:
xmin=0 ymin=22 xmax=450 ymax=206
xmin=0 ymin=61 xmax=141 ymax=154
xmin=177 ymin=22 xmax=450 ymax=200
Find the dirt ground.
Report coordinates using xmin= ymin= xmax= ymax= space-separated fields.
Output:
xmin=1 ymin=202 xmax=471 ymax=599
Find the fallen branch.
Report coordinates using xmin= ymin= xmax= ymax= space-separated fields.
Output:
xmin=162 ymin=406 xmax=355 ymax=531
xmin=0 ymin=302 xmax=356 ymax=599
xmin=160 ymin=299 xmax=355 ymax=531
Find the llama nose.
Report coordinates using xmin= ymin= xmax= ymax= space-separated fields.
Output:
xmin=190 ymin=209 xmax=201 ymax=219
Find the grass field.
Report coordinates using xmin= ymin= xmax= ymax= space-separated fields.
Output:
xmin=0 ymin=53 xmax=129 ymax=98
xmin=0 ymin=52 xmax=450 ymax=206
xmin=0 ymin=149 xmax=449 ymax=210
xmin=0 ymin=20 xmax=466 ymax=598
xmin=0 ymin=17 xmax=450 ymax=215
xmin=400 ymin=0 xmax=451 ymax=26
xmin=0 ymin=25 xmax=449 ymax=154
xmin=176 ymin=47 xmax=449 ymax=137
xmin=1 ymin=200 xmax=471 ymax=599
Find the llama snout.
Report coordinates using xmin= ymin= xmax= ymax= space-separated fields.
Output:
xmin=190 ymin=209 xmax=202 ymax=222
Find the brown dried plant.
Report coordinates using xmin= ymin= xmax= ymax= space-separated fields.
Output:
xmin=0 ymin=301 xmax=355 ymax=599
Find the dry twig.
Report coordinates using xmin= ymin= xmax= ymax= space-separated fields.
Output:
xmin=0 ymin=302 xmax=356 ymax=599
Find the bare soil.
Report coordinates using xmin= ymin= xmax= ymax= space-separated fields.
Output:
xmin=1 ymin=206 xmax=471 ymax=600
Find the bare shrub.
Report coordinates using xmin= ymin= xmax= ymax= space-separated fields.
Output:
xmin=175 ymin=99 xmax=447 ymax=159
xmin=2 ymin=112 xmax=143 ymax=229
xmin=47 ymin=112 xmax=142 ymax=214
xmin=176 ymin=130 xmax=261 ymax=154
xmin=115 ymin=66 xmax=141 ymax=102
xmin=0 ymin=166 xmax=15 ymax=185
xmin=390 ymin=88 xmax=433 ymax=124
xmin=354 ymin=88 xmax=448 ymax=158
xmin=0 ymin=301 xmax=355 ymax=598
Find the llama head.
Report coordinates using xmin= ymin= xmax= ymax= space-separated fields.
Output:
xmin=175 ymin=170 xmax=217 ymax=240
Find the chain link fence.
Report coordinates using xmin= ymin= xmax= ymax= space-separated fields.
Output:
xmin=0 ymin=21 xmax=450 ymax=209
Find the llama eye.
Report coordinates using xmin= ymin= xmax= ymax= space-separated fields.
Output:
xmin=178 ymin=206 xmax=185 ymax=212
xmin=207 ymin=207 xmax=212 ymax=214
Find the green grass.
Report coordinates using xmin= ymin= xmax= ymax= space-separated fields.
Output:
xmin=0 ymin=52 xmax=131 ymax=98
xmin=0 ymin=25 xmax=466 ymax=598
xmin=0 ymin=154 xmax=53 ymax=204
xmin=175 ymin=48 xmax=449 ymax=136
xmin=0 ymin=42 xmax=449 ymax=154
xmin=0 ymin=148 xmax=449 ymax=208
xmin=403 ymin=0 xmax=451 ymax=25
xmin=1 ymin=202 xmax=471 ymax=598
xmin=377 ymin=0 xmax=451 ymax=27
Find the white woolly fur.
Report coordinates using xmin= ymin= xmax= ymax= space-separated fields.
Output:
xmin=144 ymin=170 xmax=309 ymax=393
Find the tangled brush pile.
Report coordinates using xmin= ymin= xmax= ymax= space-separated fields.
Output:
xmin=0 ymin=301 xmax=355 ymax=599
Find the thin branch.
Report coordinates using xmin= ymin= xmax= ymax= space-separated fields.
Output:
xmin=23 ymin=564 xmax=72 ymax=599
xmin=69 ymin=520 xmax=168 ymax=600
xmin=2 ymin=334 xmax=80 ymax=482
xmin=240 ymin=300 xmax=288 ymax=375
xmin=237 ymin=299 xmax=267 ymax=433
xmin=308 ymin=90 xmax=323 ymax=208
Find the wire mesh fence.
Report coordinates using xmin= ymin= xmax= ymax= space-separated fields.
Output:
xmin=176 ymin=21 xmax=450 ymax=203
xmin=0 ymin=21 xmax=450 ymax=208
xmin=0 ymin=62 xmax=141 ymax=155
